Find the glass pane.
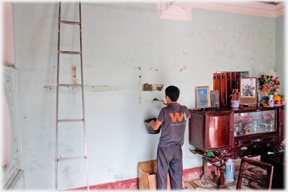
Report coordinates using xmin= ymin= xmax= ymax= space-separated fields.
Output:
xmin=234 ymin=110 xmax=275 ymax=136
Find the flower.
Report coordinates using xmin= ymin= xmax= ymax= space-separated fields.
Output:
xmin=258 ymin=74 xmax=281 ymax=95
xmin=237 ymin=114 xmax=253 ymax=133
xmin=230 ymin=89 xmax=239 ymax=100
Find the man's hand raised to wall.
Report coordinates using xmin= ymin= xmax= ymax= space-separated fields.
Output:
xmin=148 ymin=120 xmax=156 ymax=128
xmin=148 ymin=119 xmax=162 ymax=130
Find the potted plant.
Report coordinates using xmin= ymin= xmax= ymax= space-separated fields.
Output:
xmin=230 ymin=89 xmax=239 ymax=108
xmin=258 ymin=75 xmax=281 ymax=107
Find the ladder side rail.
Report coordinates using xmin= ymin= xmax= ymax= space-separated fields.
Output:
xmin=79 ymin=2 xmax=90 ymax=190
xmin=56 ymin=1 xmax=62 ymax=190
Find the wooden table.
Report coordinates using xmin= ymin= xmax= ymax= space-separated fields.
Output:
xmin=190 ymin=149 xmax=229 ymax=189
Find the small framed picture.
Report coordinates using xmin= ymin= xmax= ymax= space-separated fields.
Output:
xmin=195 ymin=86 xmax=211 ymax=108
xmin=239 ymin=77 xmax=257 ymax=106
xmin=210 ymin=90 xmax=220 ymax=107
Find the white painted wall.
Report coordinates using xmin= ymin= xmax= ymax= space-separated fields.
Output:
xmin=11 ymin=2 xmax=282 ymax=190
xmin=2 ymin=94 xmax=11 ymax=169
xmin=275 ymin=15 xmax=285 ymax=95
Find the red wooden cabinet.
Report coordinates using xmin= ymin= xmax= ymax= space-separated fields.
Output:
xmin=189 ymin=110 xmax=234 ymax=152
xmin=279 ymin=106 xmax=285 ymax=141
xmin=189 ymin=106 xmax=285 ymax=155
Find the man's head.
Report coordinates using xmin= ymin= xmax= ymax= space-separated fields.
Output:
xmin=165 ymin=85 xmax=180 ymax=102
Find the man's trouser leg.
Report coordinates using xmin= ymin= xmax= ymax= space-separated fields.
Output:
xmin=157 ymin=144 xmax=183 ymax=190
xmin=169 ymin=145 xmax=183 ymax=189
xmin=157 ymin=147 xmax=169 ymax=189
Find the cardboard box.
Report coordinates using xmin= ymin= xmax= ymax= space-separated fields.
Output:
xmin=138 ymin=159 xmax=184 ymax=190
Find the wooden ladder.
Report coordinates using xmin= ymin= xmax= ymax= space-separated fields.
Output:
xmin=55 ymin=2 xmax=89 ymax=190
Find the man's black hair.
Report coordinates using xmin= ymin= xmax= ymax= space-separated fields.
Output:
xmin=165 ymin=86 xmax=180 ymax=102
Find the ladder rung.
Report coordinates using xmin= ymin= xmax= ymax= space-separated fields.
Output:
xmin=58 ymin=51 xmax=81 ymax=55
xmin=58 ymin=84 xmax=82 ymax=87
xmin=57 ymin=119 xmax=84 ymax=122
xmin=60 ymin=20 xmax=80 ymax=25
xmin=57 ymin=156 xmax=86 ymax=162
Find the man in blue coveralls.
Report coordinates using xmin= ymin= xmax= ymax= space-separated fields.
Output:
xmin=148 ymin=85 xmax=191 ymax=190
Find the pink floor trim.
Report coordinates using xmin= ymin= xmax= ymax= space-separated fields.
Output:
xmin=70 ymin=165 xmax=217 ymax=190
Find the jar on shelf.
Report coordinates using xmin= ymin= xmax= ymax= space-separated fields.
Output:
xmin=252 ymin=121 xmax=257 ymax=133
xmin=234 ymin=124 xmax=239 ymax=136
xmin=269 ymin=122 xmax=274 ymax=131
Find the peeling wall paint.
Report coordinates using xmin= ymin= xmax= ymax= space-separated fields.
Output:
xmin=12 ymin=2 xmax=282 ymax=190
xmin=43 ymin=67 xmax=163 ymax=104
xmin=141 ymin=83 xmax=163 ymax=91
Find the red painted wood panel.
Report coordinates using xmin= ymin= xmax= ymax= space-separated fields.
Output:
xmin=189 ymin=113 xmax=205 ymax=151
xmin=208 ymin=115 xmax=231 ymax=148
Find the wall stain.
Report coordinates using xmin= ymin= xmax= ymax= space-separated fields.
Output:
xmin=180 ymin=65 xmax=187 ymax=72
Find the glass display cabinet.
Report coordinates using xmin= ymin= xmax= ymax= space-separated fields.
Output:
xmin=189 ymin=106 xmax=285 ymax=155
xmin=189 ymin=105 xmax=285 ymax=189
xmin=234 ymin=110 xmax=276 ymax=136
